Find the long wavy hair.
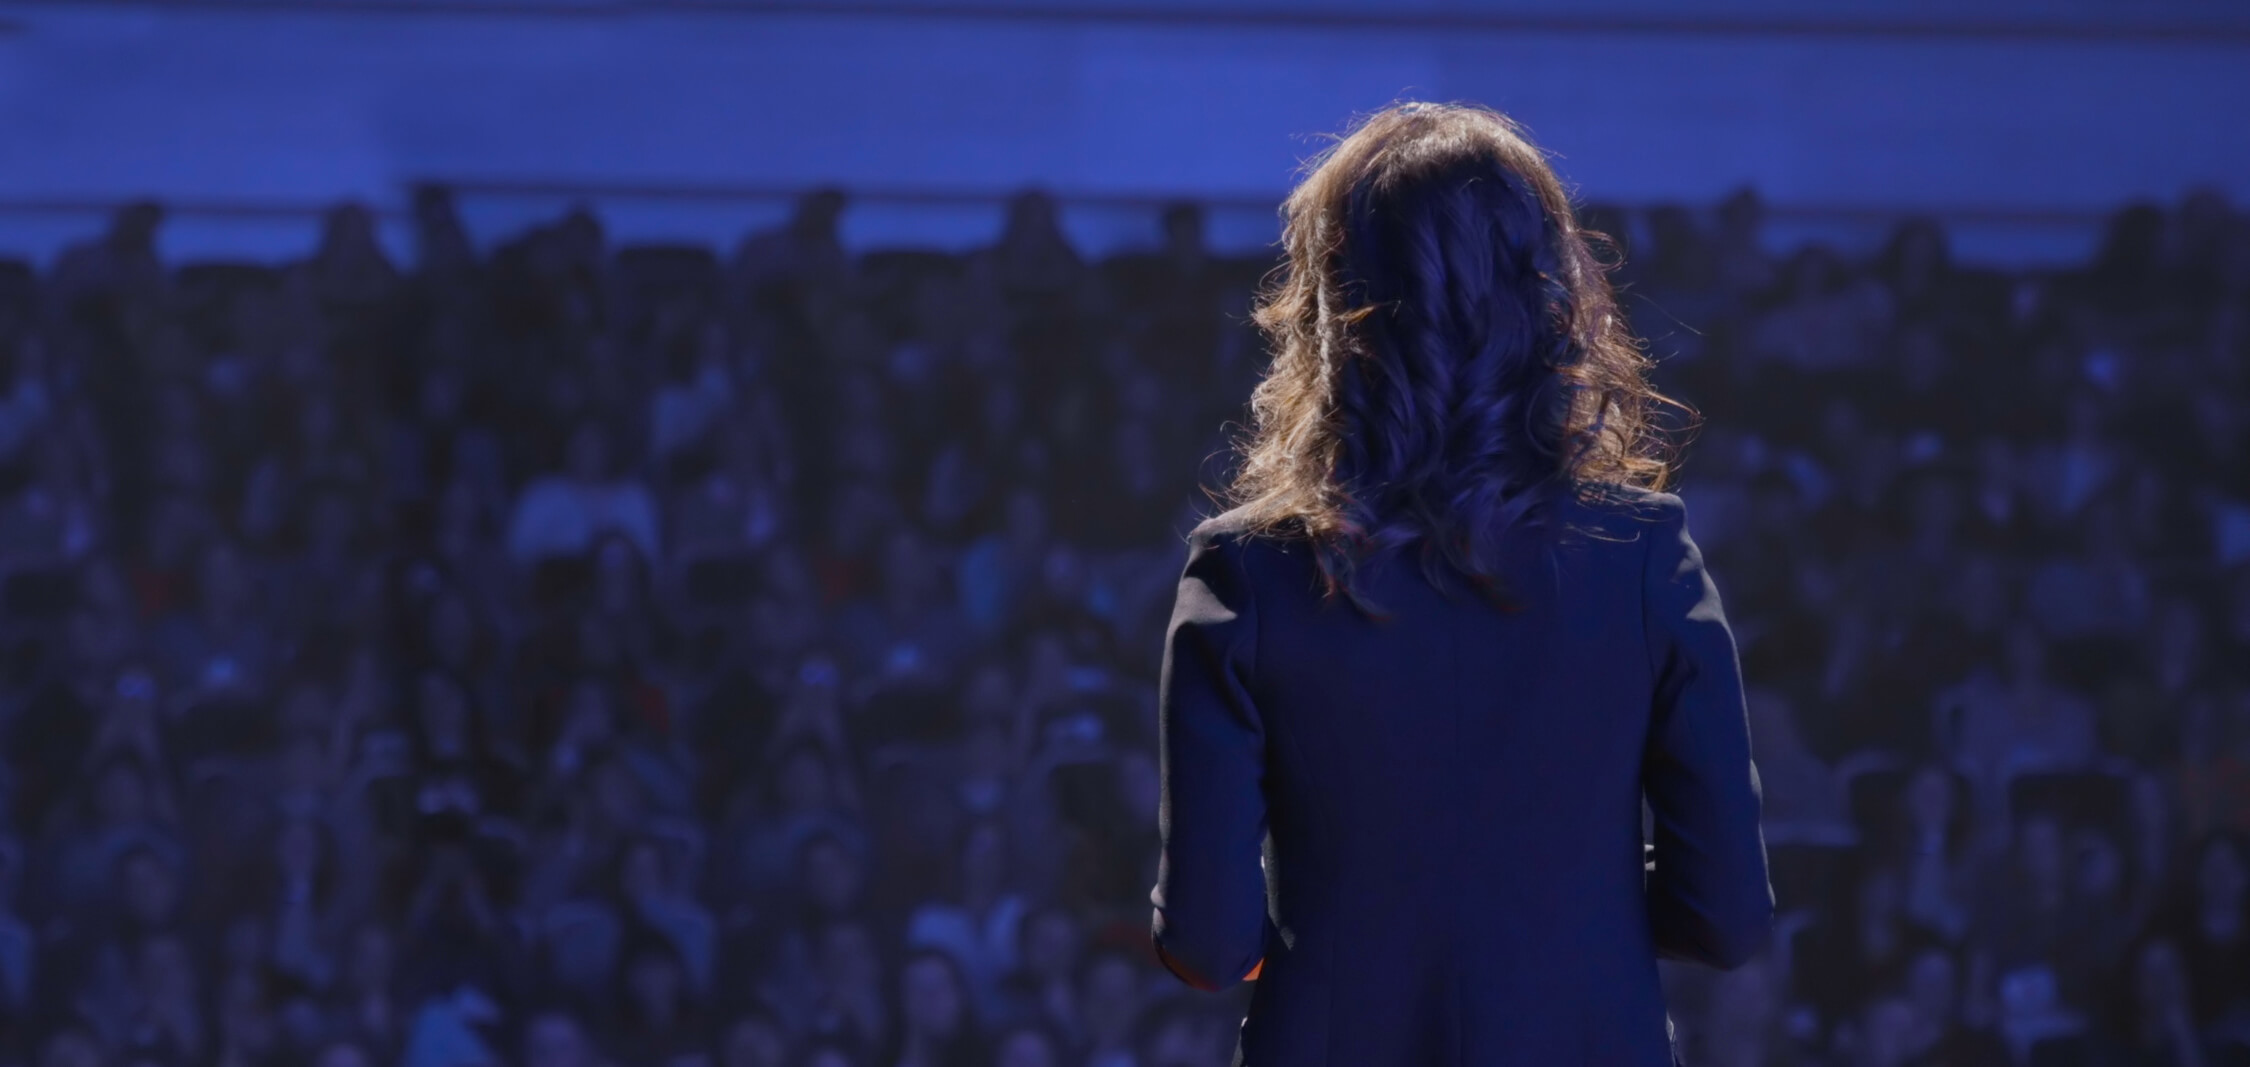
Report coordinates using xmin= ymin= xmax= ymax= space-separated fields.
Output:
xmin=1213 ymin=100 xmax=1691 ymax=620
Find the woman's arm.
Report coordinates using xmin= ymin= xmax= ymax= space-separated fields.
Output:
xmin=1149 ymin=524 xmax=1271 ymax=992
xmin=1640 ymin=493 xmax=1775 ymax=970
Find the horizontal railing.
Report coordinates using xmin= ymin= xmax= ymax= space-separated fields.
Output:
xmin=0 ymin=183 xmax=2130 ymax=229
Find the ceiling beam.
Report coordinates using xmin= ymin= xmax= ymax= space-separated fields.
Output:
xmin=1 ymin=0 xmax=2246 ymax=47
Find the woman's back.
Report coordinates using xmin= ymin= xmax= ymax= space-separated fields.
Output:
xmin=1145 ymin=99 xmax=1772 ymax=1066
xmin=1149 ymin=485 xmax=1772 ymax=1067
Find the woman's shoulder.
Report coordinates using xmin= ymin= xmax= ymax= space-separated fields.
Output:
xmin=1569 ymin=479 xmax=1682 ymax=519
xmin=1179 ymin=483 xmax=1688 ymax=550
xmin=1550 ymin=481 xmax=1686 ymax=552
xmin=1181 ymin=505 xmax=1291 ymax=550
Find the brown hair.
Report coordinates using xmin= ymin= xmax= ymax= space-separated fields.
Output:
xmin=1211 ymin=99 xmax=1692 ymax=618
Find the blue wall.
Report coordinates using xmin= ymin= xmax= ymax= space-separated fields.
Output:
xmin=1 ymin=0 xmax=2245 ymax=265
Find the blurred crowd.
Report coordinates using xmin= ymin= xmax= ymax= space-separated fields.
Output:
xmin=0 ymin=180 xmax=2243 ymax=1067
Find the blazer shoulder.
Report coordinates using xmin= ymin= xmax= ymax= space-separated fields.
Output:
xmin=1561 ymin=481 xmax=1684 ymax=545
xmin=1577 ymin=481 xmax=1682 ymax=515
xmin=1182 ymin=506 xmax=1288 ymax=551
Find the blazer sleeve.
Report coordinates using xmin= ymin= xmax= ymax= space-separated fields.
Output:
xmin=1149 ymin=525 xmax=1272 ymax=992
xmin=1639 ymin=492 xmax=1775 ymax=970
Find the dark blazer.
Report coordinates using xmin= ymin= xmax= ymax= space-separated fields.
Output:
xmin=1148 ymin=485 xmax=1773 ymax=1067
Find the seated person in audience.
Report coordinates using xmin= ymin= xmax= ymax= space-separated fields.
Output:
xmin=508 ymin=419 xmax=662 ymax=566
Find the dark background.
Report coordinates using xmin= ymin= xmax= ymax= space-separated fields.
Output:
xmin=1 ymin=4 xmax=2247 ymax=1066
